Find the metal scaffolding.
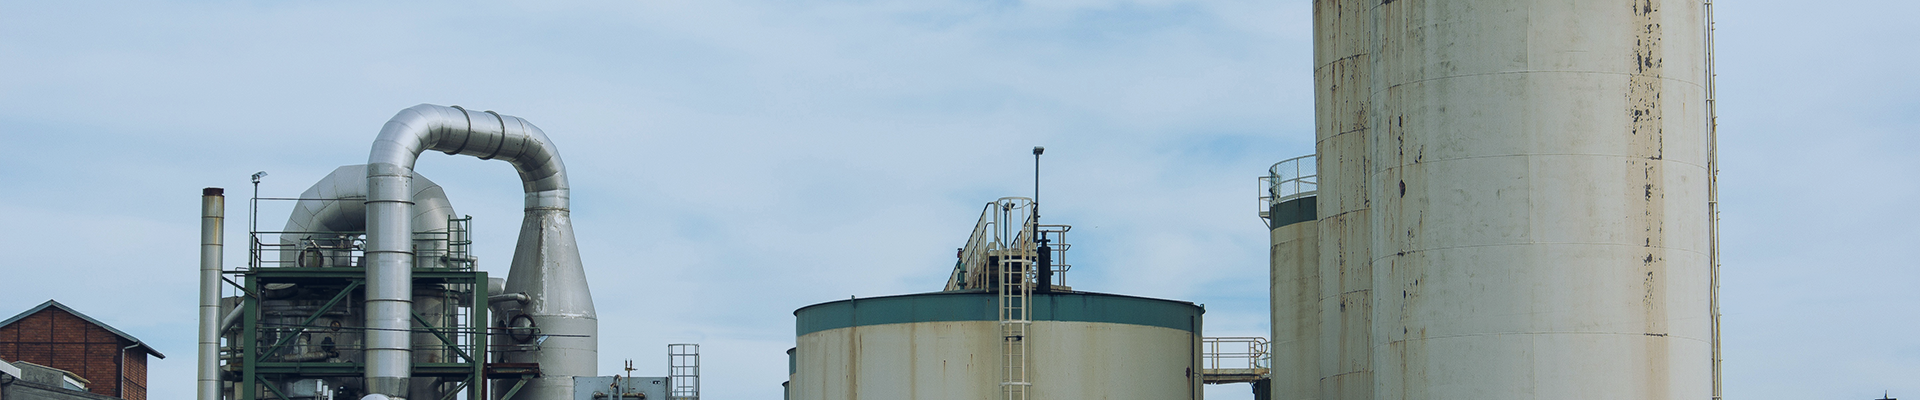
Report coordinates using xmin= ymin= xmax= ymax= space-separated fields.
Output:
xmin=668 ymin=344 xmax=699 ymax=400
xmin=221 ymin=197 xmax=490 ymax=400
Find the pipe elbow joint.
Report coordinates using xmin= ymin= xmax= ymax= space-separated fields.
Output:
xmin=367 ymin=104 xmax=570 ymax=207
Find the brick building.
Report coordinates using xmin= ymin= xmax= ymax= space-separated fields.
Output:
xmin=1 ymin=358 xmax=126 ymax=400
xmin=0 ymin=300 xmax=164 ymax=400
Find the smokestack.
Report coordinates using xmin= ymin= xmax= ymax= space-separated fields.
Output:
xmin=197 ymin=187 xmax=224 ymax=400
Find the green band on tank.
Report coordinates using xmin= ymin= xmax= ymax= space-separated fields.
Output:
xmin=1267 ymin=196 xmax=1317 ymax=228
xmin=795 ymin=291 xmax=1203 ymax=337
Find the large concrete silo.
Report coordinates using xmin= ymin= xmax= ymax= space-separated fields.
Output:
xmin=1310 ymin=0 xmax=1379 ymax=397
xmin=1262 ymin=157 xmax=1321 ymax=400
xmin=1299 ymin=0 xmax=1714 ymax=398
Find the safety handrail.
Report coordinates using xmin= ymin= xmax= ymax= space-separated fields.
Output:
xmin=1201 ymin=336 xmax=1271 ymax=372
xmin=1258 ymin=155 xmax=1317 ymax=221
xmin=946 ymin=197 xmax=1033 ymax=291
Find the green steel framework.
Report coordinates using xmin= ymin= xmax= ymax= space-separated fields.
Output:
xmin=226 ymin=266 xmax=493 ymax=400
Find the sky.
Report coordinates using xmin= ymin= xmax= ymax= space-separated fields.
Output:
xmin=0 ymin=1 xmax=1913 ymax=399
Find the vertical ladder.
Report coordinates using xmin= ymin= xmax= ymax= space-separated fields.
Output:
xmin=669 ymin=343 xmax=700 ymax=400
xmin=999 ymin=251 xmax=1032 ymax=400
xmin=446 ymin=215 xmax=474 ymax=269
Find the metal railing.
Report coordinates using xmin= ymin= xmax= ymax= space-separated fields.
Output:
xmin=245 ymin=195 xmax=476 ymax=272
xmin=1201 ymin=336 xmax=1271 ymax=384
xmin=1035 ymin=224 xmax=1071 ymax=288
xmin=252 ymin=231 xmax=362 ymax=270
xmin=945 ymin=200 xmax=1075 ymax=291
xmin=947 ymin=197 xmax=1032 ymax=291
xmin=669 ymin=344 xmax=701 ymax=400
xmin=947 ymin=199 xmax=1014 ymax=291
xmin=247 ymin=225 xmax=476 ymax=271
xmin=1258 ymin=155 xmax=1318 ymax=221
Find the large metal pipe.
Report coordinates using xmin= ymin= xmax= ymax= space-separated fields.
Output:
xmin=284 ymin=165 xmax=459 ymax=400
xmin=197 ymin=187 xmax=224 ymax=400
xmin=364 ymin=104 xmax=594 ymax=400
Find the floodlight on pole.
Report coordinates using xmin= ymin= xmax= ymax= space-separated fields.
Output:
xmin=250 ymin=171 xmax=266 ymax=236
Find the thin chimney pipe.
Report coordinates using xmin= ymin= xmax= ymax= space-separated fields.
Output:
xmin=197 ymin=188 xmax=224 ymax=400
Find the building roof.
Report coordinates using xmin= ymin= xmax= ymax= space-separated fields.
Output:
xmin=0 ymin=355 xmax=22 ymax=378
xmin=0 ymin=300 xmax=165 ymax=359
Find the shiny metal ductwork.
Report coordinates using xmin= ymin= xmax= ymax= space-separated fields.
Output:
xmin=280 ymin=165 xmax=460 ymax=400
xmin=280 ymin=165 xmax=458 ymax=270
xmin=363 ymin=104 xmax=596 ymax=400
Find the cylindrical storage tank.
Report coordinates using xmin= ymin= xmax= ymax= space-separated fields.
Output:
xmin=1361 ymin=0 xmax=1711 ymax=398
xmin=1267 ymin=195 xmax=1319 ymax=400
xmin=1311 ymin=0 xmax=1377 ymax=397
xmin=785 ymin=347 xmax=796 ymax=400
xmin=790 ymin=291 xmax=1203 ymax=400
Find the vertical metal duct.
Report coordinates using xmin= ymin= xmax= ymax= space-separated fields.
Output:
xmin=282 ymin=165 xmax=458 ymax=400
xmin=198 ymin=188 xmax=225 ymax=400
xmin=364 ymin=104 xmax=595 ymax=400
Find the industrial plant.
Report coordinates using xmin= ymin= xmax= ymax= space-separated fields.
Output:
xmin=788 ymin=0 xmax=1725 ymax=398
xmin=0 ymin=1 xmax=1727 ymax=399
xmin=784 ymin=195 xmax=1216 ymax=399
xmin=187 ymin=105 xmax=697 ymax=400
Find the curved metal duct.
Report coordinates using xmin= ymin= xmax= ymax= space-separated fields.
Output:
xmin=279 ymin=165 xmax=458 ymax=269
xmin=363 ymin=104 xmax=595 ymax=400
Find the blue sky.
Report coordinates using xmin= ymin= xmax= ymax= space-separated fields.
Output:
xmin=1 ymin=1 xmax=1914 ymax=399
